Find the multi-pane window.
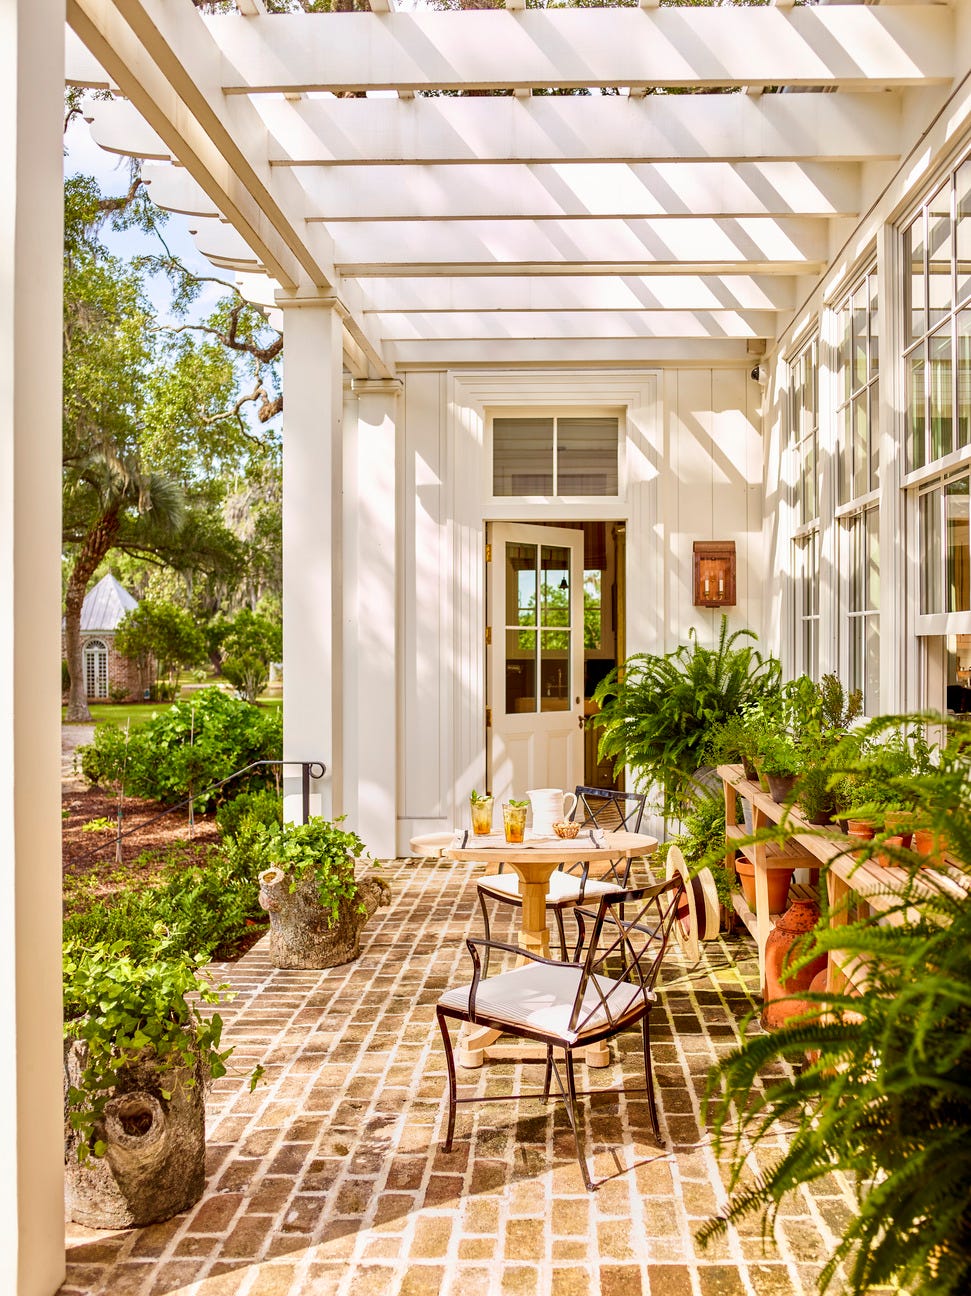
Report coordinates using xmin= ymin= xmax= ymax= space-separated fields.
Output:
xmin=789 ymin=335 xmax=820 ymax=676
xmin=904 ymin=160 xmax=971 ymax=471
xmin=835 ymin=266 xmax=879 ymax=503
xmin=844 ymin=508 xmax=880 ymax=713
xmin=83 ymin=639 xmax=108 ymax=700
xmin=919 ymin=469 xmax=971 ymax=614
xmin=493 ymin=416 xmax=619 ymax=497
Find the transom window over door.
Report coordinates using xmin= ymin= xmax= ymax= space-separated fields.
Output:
xmin=492 ymin=415 xmax=619 ymax=498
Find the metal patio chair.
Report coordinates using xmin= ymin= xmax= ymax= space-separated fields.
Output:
xmin=475 ymin=786 xmax=649 ymax=964
xmin=436 ymin=877 xmax=685 ymax=1190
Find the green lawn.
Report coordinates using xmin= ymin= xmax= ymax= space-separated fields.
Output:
xmin=62 ymin=695 xmax=282 ymax=729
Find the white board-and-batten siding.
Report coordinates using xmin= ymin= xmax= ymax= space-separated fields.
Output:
xmin=395 ymin=368 xmax=764 ymax=856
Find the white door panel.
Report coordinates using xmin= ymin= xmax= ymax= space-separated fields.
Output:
xmin=488 ymin=523 xmax=584 ymax=806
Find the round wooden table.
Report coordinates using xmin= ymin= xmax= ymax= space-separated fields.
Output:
xmin=446 ymin=829 xmax=658 ymax=1067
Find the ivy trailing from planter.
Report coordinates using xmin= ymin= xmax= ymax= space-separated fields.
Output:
xmin=63 ymin=942 xmax=233 ymax=1161
xmin=240 ymin=817 xmax=368 ymax=920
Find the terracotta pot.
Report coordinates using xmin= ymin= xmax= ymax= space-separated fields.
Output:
xmin=741 ymin=756 xmax=758 ymax=783
xmin=735 ymin=859 xmax=793 ymax=914
xmin=761 ymin=898 xmax=829 ymax=1030
xmin=913 ymin=828 xmax=947 ymax=869
xmin=874 ymin=834 xmax=905 ymax=868
xmin=845 ymin=819 xmax=876 ymax=842
xmin=752 ymin=759 xmax=770 ymax=794
xmin=766 ymin=772 xmax=797 ymax=805
xmin=883 ymin=812 xmax=913 ymax=850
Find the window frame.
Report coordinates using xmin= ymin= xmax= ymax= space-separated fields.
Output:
xmin=486 ymin=406 xmax=626 ymax=505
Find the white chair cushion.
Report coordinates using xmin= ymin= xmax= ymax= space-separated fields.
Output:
xmin=438 ymin=963 xmax=652 ymax=1045
xmin=477 ymin=870 xmax=623 ymax=906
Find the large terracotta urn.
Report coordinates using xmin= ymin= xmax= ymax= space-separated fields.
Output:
xmin=761 ymin=897 xmax=828 ymax=1030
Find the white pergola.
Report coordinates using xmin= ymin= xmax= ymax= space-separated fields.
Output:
xmin=3 ymin=2 xmax=971 ymax=1292
xmin=64 ymin=0 xmax=956 ymax=375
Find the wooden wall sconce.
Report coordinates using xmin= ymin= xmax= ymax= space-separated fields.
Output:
xmin=693 ymin=541 xmax=736 ymax=608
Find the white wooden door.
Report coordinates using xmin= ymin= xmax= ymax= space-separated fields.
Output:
xmin=488 ymin=523 xmax=585 ymax=805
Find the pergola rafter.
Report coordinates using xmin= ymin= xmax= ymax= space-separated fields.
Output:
xmin=209 ymin=8 xmax=953 ymax=95
xmin=66 ymin=0 xmax=963 ymax=373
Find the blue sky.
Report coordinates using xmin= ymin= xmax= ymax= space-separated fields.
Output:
xmin=64 ymin=116 xmax=225 ymax=322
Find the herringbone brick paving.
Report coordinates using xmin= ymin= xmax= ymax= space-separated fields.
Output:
xmin=62 ymin=856 xmax=857 ymax=1296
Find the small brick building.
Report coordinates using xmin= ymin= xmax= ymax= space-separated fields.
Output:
xmin=63 ymin=573 xmax=151 ymax=701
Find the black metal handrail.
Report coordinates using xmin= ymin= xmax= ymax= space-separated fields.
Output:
xmin=66 ymin=758 xmax=327 ymax=867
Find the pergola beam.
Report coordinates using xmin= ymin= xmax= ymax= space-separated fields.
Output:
xmin=368 ymin=310 xmax=779 ymax=341
xmin=143 ymin=157 xmax=860 ymax=222
xmin=384 ymin=338 xmax=753 ymax=366
xmin=357 ymin=274 xmax=799 ymax=314
xmin=258 ymin=93 xmax=903 ymax=166
xmin=326 ymin=216 xmax=829 ymax=272
xmin=209 ymin=8 xmax=953 ymax=94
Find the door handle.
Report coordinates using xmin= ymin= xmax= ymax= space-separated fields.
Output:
xmin=578 ymin=715 xmax=585 ymax=730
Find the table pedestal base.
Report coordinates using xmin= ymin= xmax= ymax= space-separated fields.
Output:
xmin=457 ymin=1022 xmax=609 ymax=1069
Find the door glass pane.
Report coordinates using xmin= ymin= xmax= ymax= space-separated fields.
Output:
xmin=505 ymin=629 xmax=536 ymax=714
xmin=958 ymin=161 xmax=971 ymax=305
xmin=837 ymin=304 xmax=850 ymax=402
xmin=864 ymin=615 xmax=880 ymax=716
xmin=866 ymin=506 xmax=880 ymax=611
xmin=920 ymin=487 xmax=943 ymax=613
xmin=869 ymin=271 xmax=879 ymax=374
xmin=540 ymin=545 xmax=570 ymax=627
xmin=868 ymin=380 xmax=880 ymax=492
xmin=946 ymin=475 xmax=971 ymax=613
xmin=908 ymin=347 xmax=926 ymax=471
xmin=852 ymin=286 xmax=868 ymax=390
xmin=905 ymin=215 xmax=926 ymax=345
xmin=505 ymin=543 xmax=537 ymax=714
xmin=539 ymin=631 xmax=570 ymax=712
xmin=584 ymin=570 xmax=602 ymax=651
xmin=556 ymin=418 xmax=618 ymax=496
xmin=852 ymin=393 xmax=867 ymax=499
xmin=493 ymin=418 xmax=554 ymax=496
xmin=928 ymin=184 xmax=954 ymax=329
xmin=929 ymin=328 xmax=953 ymax=461
xmin=837 ymin=402 xmax=851 ymax=506
xmin=959 ymin=310 xmax=971 ymax=450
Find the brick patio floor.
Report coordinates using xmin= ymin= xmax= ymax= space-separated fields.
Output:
xmin=62 ymin=856 xmax=859 ymax=1296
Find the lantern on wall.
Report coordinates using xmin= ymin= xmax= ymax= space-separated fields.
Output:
xmin=693 ymin=541 xmax=736 ymax=608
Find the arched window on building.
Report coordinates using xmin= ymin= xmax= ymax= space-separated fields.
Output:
xmin=83 ymin=638 xmax=108 ymax=700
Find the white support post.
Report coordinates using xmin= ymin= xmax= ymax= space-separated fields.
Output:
xmin=344 ymin=379 xmax=401 ymax=860
xmin=0 ymin=2 xmax=67 ymax=1293
xmin=279 ymin=297 xmax=344 ymax=824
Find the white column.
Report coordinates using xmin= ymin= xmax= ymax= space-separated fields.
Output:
xmin=345 ymin=379 xmax=401 ymax=859
xmin=279 ymin=297 xmax=344 ymax=823
xmin=0 ymin=2 xmax=67 ymax=1293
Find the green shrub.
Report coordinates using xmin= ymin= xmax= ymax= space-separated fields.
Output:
xmin=217 ymin=788 xmax=283 ymax=840
xmin=63 ymin=843 xmax=266 ymax=963
xmin=78 ymin=687 xmax=282 ymax=809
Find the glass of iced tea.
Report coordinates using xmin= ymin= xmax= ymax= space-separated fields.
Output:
xmin=503 ymin=801 xmax=528 ymax=844
xmin=470 ymin=792 xmax=494 ymax=836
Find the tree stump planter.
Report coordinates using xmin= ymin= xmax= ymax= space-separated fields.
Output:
xmin=258 ymin=866 xmax=390 ymax=968
xmin=64 ymin=1039 xmax=206 ymax=1229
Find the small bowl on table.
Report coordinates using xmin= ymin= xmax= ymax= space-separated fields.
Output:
xmin=552 ymin=821 xmax=580 ymax=839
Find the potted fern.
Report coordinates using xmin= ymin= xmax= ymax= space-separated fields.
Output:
xmin=592 ymin=616 xmax=781 ymax=817
xmin=254 ymin=817 xmax=390 ymax=968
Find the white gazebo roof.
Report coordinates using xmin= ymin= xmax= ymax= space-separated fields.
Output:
xmin=64 ymin=0 xmax=968 ymax=376
xmin=78 ymin=572 xmax=138 ymax=636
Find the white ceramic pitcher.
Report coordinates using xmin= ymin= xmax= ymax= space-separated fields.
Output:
xmin=526 ymin=788 xmax=578 ymax=836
